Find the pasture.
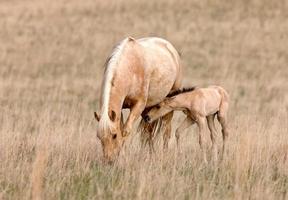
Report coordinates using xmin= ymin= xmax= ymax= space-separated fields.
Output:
xmin=0 ymin=0 xmax=288 ymax=199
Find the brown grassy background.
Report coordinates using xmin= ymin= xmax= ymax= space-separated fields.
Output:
xmin=0 ymin=0 xmax=288 ymax=199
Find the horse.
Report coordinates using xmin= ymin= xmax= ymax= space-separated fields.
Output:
xmin=94 ymin=37 xmax=183 ymax=163
xmin=143 ymin=85 xmax=229 ymax=162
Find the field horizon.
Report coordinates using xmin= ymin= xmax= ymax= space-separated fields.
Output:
xmin=0 ymin=0 xmax=288 ymax=199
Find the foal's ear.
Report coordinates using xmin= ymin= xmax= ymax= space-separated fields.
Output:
xmin=109 ymin=110 xmax=116 ymax=122
xmin=94 ymin=112 xmax=100 ymax=122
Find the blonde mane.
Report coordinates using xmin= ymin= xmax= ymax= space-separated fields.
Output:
xmin=99 ymin=38 xmax=128 ymax=132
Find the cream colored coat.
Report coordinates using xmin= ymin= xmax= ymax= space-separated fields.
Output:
xmin=94 ymin=37 xmax=182 ymax=163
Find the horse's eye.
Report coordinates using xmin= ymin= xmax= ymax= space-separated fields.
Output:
xmin=112 ymin=134 xmax=117 ymax=139
xmin=156 ymin=105 xmax=160 ymax=109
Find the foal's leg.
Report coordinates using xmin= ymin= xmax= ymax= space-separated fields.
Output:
xmin=196 ymin=116 xmax=208 ymax=163
xmin=175 ymin=116 xmax=194 ymax=148
xmin=217 ymin=101 xmax=229 ymax=156
xmin=162 ymin=111 xmax=174 ymax=150
xmin=207 ymin=114 xmax=218 ymax=161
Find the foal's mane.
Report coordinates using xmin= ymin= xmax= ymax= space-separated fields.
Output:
xmin=167 ymin=87 xmax=196 ymax=97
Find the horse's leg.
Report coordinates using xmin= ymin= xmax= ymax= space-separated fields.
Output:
xmin=162 ymin=111 xmax=174 ymax=150
xmin=196 ymin=116 xmax=208 ymax=163
xmin=207 ymin=114 xmax=218 ymax=162
xmin=175 ymin=116 xmax=194 ymax=149
xmin=138 ymin=117 xmax=157 ymax=153
xmin=123 ymin=101 xmax=146 ymax=137
xmin=217 ymin=101 xmax=229 ymax=158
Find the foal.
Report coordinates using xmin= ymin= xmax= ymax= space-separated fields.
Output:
xmin=143 ymin=86 xmax=229 ymax=162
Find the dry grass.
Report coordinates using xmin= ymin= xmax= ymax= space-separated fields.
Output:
xmin=0 ymin=0 xmax=288 ymax=199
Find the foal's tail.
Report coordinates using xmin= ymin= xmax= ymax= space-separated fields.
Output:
xmin=215 ymin=86 xmax=229 ymax=117
xmin=216 ymin=86 xmax=229 ymax=153
xmin=213 ymin=86 xmax=229 ymax=107
xmin=220 ymin=87 xmax=229 ymax=105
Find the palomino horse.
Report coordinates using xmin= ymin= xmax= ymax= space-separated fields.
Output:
xmin=143 ymin=86 xmax=229 ymax=162
xmin=94 ymin=37 xmax=183 ymax=163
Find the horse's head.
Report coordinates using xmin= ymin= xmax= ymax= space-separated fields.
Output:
xmin=94 ymin=111 xmax=125 ymax=164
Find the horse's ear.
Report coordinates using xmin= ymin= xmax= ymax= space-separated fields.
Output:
xmin=94 ymin=112 xmax=100 ymax=122
xmin=109 ymin=110 xmax=116 ymax=122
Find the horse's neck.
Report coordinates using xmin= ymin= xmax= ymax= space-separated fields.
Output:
xmin=100 ymin=41 xmax=136 ymax=123
xmin=110 ymin=87 xmax=123 ymax=113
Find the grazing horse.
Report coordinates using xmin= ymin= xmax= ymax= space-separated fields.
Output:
xmin=94 ymin=37 xmax=182 ymax=163
xmin=143 ymin=86 xmax=229 ymax=162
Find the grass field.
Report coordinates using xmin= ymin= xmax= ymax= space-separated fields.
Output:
xmin=0 ymin=0 xmax=288 ymax=199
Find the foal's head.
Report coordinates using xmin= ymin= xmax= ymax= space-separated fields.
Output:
xmin=144 ymin=87 xmax=196 ymax=123
xmin=144 ymin=99 xmax=173 ymax=123
xmin=94 ymin=111 xmax=125 ymax=164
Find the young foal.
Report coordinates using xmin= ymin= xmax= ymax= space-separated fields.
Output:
xmin=143 ymin=86 xmax=229 ymax=162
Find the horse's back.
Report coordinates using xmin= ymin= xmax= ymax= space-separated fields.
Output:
xmin=136 ymin=37 xmax=182 ymax=107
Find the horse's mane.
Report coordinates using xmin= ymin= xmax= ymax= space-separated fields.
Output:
xmin=103 ymin=37 xmax=135 ymax=73
xmin=167 ymin=87 xmax=197 ymax=97
xmin=99 ymin=40 xmax=127 ymax=132
xmin=103 ymin=41 xmax=122 ymax=73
